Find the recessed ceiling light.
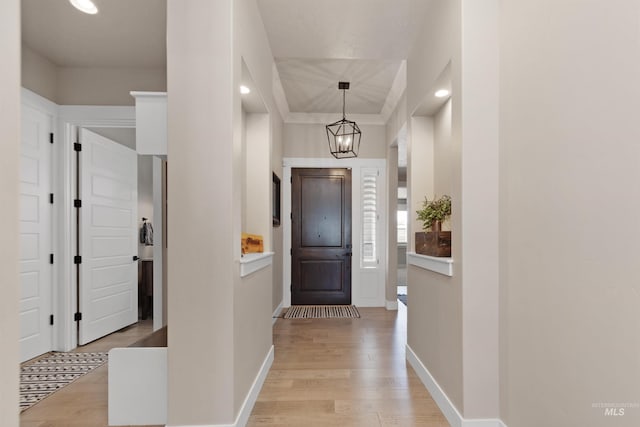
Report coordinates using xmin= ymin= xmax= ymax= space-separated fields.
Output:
xmin=240 ymin=85 xmax=251 ymax=95
xmin=69 ymin=0 xmax=98 ymax=15
xmin=435 ymin=89 xmax=450 ymax=98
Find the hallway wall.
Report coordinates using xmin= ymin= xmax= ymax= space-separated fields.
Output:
xmin=404 ymin=0 xmax=501 ymax=420
xmin=271 ymin=114 xmax=284 ymax=314
xmin=0 ymin=1 xmax=21 ymax=426
xmin=433 ymin=100 xmax=453 ymax=209
xmin=500 ymin=1 xmax=640 ymax=426
xmin=284 ymin=123 xmax=387 ymax=159
xmin=405 ymin=0 xmax=465 ymax=414
xmin=233 ymin=0 xmax=284 ymax=415
xmin=56 ymin=67 xmax=166 ymax=106
xmin=21 ymin=43 xmax=166 ymax=106
xmin=22 ymin=44 xmax=57 ymax=103
xmin=167 ymin=0 xmax=283 ymax=424
xmin=167 ymin=0 xmax=236 ymax=422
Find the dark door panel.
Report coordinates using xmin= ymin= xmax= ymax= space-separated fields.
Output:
xmin=292 ymin=168 xmax=351 ymax=305
xmin=300 ymin=176 xmax=344 ymax=247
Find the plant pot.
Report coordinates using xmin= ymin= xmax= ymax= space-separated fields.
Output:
xmin=415 ymin=231 xmax=451 ymax=257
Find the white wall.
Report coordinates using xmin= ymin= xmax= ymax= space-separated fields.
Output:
xmin=459 ymin=0 xmax=500 ymax=418
xmin=284 ymin=123 xmax=387 ymax=159
xmin=0 ymin=1 xmax=21 ymax=425
xmin=244 ymin=113 xmax=271 ymax=247
xmin=404 ymin=0 xmax=501 ymax=421
xmin=233 ymin=0 xmax=282 ymax=418
xmin=57 ymin=67 xmax=166 ymax=106
xmin=500 ymin=1 xmax=640 ymax=425
xmin=271 ymin=113 xmax=284 ymax=314
xmin=167 ymin=0 xmax=283 ymax=424
xmin=167 ymin=0 xmax=236 ymax=423
xmin=433 ymin=100 xmax=453 ymax=203
xmin=408 ymin=116 xmax=434 ymax=239
xmin=21 ymin=44 xmax=166 ymax=106
xmin=22 ymin=44 xmax=57 ymax=103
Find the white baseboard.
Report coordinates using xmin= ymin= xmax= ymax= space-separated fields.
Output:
xmin=464 ymin=420 xmax=507 ymax=427
xmin=234 ymin=345 xmax=274 ymax=427
xmin=272 ymin=302 xmax=283 ymax=325
xmin=166 ymin=345 xmax=274 ymax=427
xmin=167 ymin=425 xmax=227 ymax=427
xmin=406 ymin=345 xmax=506 ymax=427
xmin=385 ymin=299 xmax=398 ymax=310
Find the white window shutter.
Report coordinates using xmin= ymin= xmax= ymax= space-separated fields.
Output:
xmin=361 ymin=169 xmax=378 ymax=267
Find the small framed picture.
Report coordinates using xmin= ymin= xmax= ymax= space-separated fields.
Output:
xmin=272 ymin=172 xmax=281 ymax=226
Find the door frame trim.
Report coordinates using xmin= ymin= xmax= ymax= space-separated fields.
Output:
xmin=57 ymin=105 xmax=135 ymax=350
xmin=20 ymin=89 xmax=58 ymax=360
xmin=282 ymin=157 xmax=386 ymax=308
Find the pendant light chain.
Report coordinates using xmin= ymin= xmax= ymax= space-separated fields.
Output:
xmin=342 ymin=88 xmax=346 ymax=120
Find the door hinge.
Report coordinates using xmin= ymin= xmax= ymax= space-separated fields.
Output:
xmin=74 ymin=255 xmax=82 ymax=264
xmin=290 ymin=284 xmax=293 ymax=291
xmin=50 ymin=314 xmax=54 ymax=325
xmin=74 ymin=142 xmax=82 ymax=152
xmin=49 ymin=253 xmax=54 ymax=264
xmin=290 ymin=212 xmax=293 ymax=220
xmin=74 ymin=312 xmax=82 ymax=321
xmin=290 ymin=176 xmax=293 ymax=183
xmin=49 ymin=193 xmax=54 ymax=204
xmin=290 ymin=248 xmax=292 ymax=256
xmin=73 ymin=199 xmax=82 ymax=208
xmin=49 ymin=133 xmax=54 ymax=144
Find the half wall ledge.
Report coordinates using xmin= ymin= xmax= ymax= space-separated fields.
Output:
xmin=407 ymin=252 xmax=453 ymax=277
xmin=240 ymin=252 xmax=274 ymax=277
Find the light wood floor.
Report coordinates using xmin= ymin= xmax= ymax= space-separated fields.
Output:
xmin=247 ymin=304 xmax=449 ymax=427
xmin=20 ymin=305 xmax=448 ymax=427
xmin=20 ymin=319 xmax=161 ymax=427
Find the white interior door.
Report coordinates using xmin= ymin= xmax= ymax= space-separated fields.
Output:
xmin=79 ymin=129 xmax=138 ymax=345
xmin=20 ymin=104 xmax=53 ymax=362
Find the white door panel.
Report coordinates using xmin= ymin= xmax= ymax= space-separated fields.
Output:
xmin=20 ymin=104 xmax=53 ymax=362
xmin=79 ymin=129 xmax=137 ymax=345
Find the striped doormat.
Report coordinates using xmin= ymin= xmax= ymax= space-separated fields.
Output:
xmin=20 ymin=352 xmax=108 ymax=412
xmin=284 ymin=305 xmax=360 ymax=319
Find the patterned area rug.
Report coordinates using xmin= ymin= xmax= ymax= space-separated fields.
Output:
xmin=20 ymin=352 xmax=108 ymax=412
xmin=284 ymin=305 xmax=360 ymax=319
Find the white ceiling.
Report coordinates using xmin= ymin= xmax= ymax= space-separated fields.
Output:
xmin=256 ymin=0 xmax=433 ymax=60
xmin=275 ymin=58 xmax=401 ymax=114
xmin=258 ymin=0 xmax=434 ymax=116
xmin=21 ymin=0 xmax=435 ymax=117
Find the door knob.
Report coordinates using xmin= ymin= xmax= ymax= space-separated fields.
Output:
xmin=133 ymin=256 xmax=140 ymax=261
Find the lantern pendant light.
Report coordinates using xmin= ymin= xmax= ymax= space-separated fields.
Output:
xmin=326 ymin=82 xmax=362 ymax=159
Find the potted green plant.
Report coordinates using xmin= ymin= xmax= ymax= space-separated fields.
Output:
xmin=415 ymin=195 xmax=452 ymax=256
xmin=416 ymin=195 xmax=451 ymax=231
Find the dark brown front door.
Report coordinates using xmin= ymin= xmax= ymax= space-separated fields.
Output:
xmin=291 ymin=168 xmax=352 ymax=305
